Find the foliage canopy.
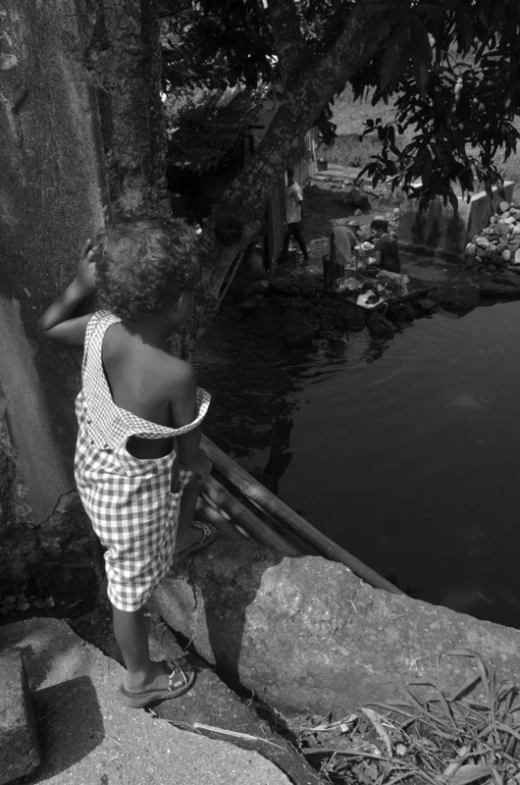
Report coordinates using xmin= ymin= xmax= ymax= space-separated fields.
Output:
xmin=161 ymin=0 xmax=520 ymax=208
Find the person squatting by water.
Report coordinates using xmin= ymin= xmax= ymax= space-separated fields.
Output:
xmin=39 ymin=217 xmax=217 ymax=708
xmin=371 ymin=218 xmax=401 ymax=273
xmin=282 ymin=167 xmax=309 ymax=262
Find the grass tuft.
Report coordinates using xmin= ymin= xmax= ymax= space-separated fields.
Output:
xmin=288 ymin=651 xmax=520 ymax=785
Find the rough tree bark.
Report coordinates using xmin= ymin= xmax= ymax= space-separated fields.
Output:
xmin=193 ymin=3 xmax=390 ymax=338
xmin=84 ymin=0 xmax=169 ymax=217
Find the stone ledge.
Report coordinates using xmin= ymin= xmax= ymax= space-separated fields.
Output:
xmin=0 ymin=649 xmax=40 ymax=785
xmin=150 ymin=540 xmax=520 ymax=718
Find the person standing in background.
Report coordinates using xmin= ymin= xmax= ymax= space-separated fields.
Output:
xmin=282 ymin=168 xmax=309 ymax=263
xmin=371 ymin=218 xmax=401 ymax=273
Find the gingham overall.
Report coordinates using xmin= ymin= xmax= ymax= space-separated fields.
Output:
xmin=74 ymin=311 xmax=211 ymax=612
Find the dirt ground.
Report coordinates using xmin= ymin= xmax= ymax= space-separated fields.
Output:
xmin=304 ymin=163 xmax=388 ymax=241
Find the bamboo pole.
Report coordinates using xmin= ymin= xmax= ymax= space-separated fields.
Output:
xmin=199 ymin=490 xmax=252 ymax=541
xmin=202 ymin=474 xmax=300 ymax=557
xmin=201 ymin=435 xmax=403 ymax=595
xmin=214 ymin=475 xmax=318 ymax=555
xmin=196 ymin=496 xmax=245 ymax=540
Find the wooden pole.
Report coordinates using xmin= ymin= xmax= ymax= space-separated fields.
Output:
xmin=196 ymin=497 xmax=246 ymax=540
xmin=201 ymin=435 xmax=403 ymax=595
xmin=202 ymin=474 xmax=300 ymax=557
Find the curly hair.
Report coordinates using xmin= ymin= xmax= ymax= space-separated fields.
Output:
xmin=94 ymin=217 xmax=200 ymax=321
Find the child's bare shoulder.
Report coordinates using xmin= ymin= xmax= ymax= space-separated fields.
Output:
xmin=155 ymin=352 xmax=196 ymax=400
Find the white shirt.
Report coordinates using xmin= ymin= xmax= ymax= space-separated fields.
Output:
xmin=286 ymin=182 xmax=303 ymax=223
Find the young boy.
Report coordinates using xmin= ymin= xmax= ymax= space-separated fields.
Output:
xmin=39 ymin=217 xmax=216 ymax=708
xmin=371 ymin=218 xmax=401 ymax=273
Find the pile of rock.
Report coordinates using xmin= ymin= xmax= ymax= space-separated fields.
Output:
xmin=465 ymin=200 xmax=520 ymax=274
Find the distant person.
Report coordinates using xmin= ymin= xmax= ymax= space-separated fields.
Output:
xmin=39 ymin=218 xmax=215 ymax=708
xmin=282 ymin=168 xmax=309 ymax=262
xmin=371 ymin=219 xmax=401 ymax=273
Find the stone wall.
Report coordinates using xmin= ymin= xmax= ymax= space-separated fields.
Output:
xmin=398 ymin=181 xmax=515 ymax=260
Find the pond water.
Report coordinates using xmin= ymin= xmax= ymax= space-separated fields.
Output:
xmin=195 ymin=300 xmax=520 ymax=630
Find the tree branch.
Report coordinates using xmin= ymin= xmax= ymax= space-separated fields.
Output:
xmin=193 ymin=4 xmax=393 ymax=341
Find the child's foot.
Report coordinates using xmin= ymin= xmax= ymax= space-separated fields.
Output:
xmin=172 ymin=521 xmax=218 ymax=561
xmin=118 ymin=659 xmax=195 ymax=708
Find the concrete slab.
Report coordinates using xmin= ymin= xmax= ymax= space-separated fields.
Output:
xmin=0 ymin=618 xmax=292 ymax=785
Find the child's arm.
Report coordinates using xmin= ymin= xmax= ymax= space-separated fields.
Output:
xmin=38 ymin=239 xmax=97 ymax=346
xmin=170 ymin=363 xmax=211 ymax=526
xmin=170 ymin=363 xmax=210 ymax=475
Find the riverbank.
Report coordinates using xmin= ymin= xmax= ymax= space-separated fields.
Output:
xmin=226 ymin=165 xmax=520 ymax=365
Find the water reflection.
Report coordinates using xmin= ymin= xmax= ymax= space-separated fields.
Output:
xmin=195 ymin=302 xmax=520 ymax=629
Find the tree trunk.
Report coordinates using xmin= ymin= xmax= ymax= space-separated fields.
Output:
xmin=0 ymin=0 xmax=171 ymax=526
xmin=85 ymin=0 xmax=169 ymax=217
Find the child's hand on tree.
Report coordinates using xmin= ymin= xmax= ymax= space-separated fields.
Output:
xmin=76 ymin=239 xmax=98 ymax=294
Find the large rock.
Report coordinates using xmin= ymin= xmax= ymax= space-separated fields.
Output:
xmin=341 ymin=187 xmax=370 ymax=211
xmin=331 ymin=301 xmax=366 ymax=331
xmin=480 ymin=281 xmax=520 ymax=300
xmin=438 ymin=283 xmax=480 ymax=313
xmin=366 ymin=313 xmax=397 ymax=339
xmin=0 ymin=650 xmax=40 ymax=785
xmin=150 ymin=541 xmax=520 ymax=717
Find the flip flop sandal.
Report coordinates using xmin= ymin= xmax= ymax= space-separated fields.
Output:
xmin=118 ymin=659 xmax=195 ymax=709
xmin=172 ymin=521 xmax=218 ymax=562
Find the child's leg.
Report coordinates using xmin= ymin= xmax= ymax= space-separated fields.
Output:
xmin=113 ymin=606 xmax=169 ymax=689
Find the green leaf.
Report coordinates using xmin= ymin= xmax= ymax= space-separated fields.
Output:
xmin=365 ymin=14 xmax=399 ymax=47
xmin=408 ymin=15 xmax=431 ymax=96
xmin=448 ymin=190 xmax=459 ymax=215
xmin=412 ymin=57 xmax=429 ymax=97
xmin=359 ymin=0 xmax=398 ymax=17
xmin=380 ymin=23 xmax=409 ymax=93
xmin=455 ymin=3 xmax=474 ymax=54
xmin=447 ymin=764 xmax=493 ymax=785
